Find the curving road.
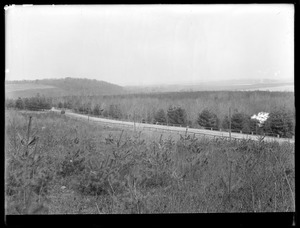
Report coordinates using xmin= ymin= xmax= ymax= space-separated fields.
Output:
xmin=52 ymin=109 xmax=294 ymax=144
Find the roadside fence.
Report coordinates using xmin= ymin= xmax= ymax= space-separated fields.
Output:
xmin=52 ymin=109 xmax=295 ymax=142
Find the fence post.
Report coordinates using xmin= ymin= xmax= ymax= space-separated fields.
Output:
xmin=277 ymin=134 xmax=280 ymax=138
xmin=26 ymin=116 xmax=32 ymax=148
xmin=134 ymin=111 xmax=136 ymax=132
xmin=229 ymin=107 xmax=231 ymax=140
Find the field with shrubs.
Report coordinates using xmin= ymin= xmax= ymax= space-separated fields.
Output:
xmin=7 ymin=90 xmax=295 ymax=138
xmin=5 ymin=109 xmax=295 ymax=214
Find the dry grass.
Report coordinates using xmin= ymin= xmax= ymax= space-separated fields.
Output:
xmin=5 ymin=109 xmax=295 ymax=214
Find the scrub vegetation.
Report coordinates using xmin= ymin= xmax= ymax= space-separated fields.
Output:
xmin=5 ymin=110 xmax=294 ymax=214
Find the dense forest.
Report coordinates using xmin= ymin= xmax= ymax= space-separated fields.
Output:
xmin=6 ymin=90 xmax=295 ymax=138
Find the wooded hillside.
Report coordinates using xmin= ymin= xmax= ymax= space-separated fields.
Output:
xmin=5 ymin=78 xmax=126 ymax=98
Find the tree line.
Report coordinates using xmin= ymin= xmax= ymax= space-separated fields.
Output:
xmin=5 ymin=91 xmax=295 ymax=138
xmin=6 ymin=94 xmax=52 ymax=111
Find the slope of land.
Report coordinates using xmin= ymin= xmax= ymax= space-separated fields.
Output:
xmin=5 ymin=77 xmax=125 ymax=99
xmin=5 ymin=110 xmax=294 ymax=215
xmin=125 ymin=79 xmax=294 ymax=93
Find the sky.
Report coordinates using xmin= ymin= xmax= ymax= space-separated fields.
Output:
xmin=5 ymin=4 xmax=294 ymax=86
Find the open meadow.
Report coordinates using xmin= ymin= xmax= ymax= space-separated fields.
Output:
xmin=5 ymin=109 xmax=295 ymax=214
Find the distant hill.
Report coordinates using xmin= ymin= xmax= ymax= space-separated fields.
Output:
xmin=125 ymin=79 xmax=294 ymax=93
xmin=5 ymin=77 xmax=125 ymax=99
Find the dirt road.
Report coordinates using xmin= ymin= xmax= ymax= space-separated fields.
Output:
xmin=52 ymin=109 xmax=294 ymax=144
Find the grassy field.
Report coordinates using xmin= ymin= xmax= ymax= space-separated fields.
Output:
xmin=5 ymin=83 xmax=56 ymax=92
xmin=5 ymin=87 xmax=65 ymax=99
xmin=5 ymin=78 xmax=125 ymax=99
xmin=5 ymin=110 xmax=295 ymax=214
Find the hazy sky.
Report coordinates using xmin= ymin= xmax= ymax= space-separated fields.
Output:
xmin=5 ymin=4 xmax=294 ymax=86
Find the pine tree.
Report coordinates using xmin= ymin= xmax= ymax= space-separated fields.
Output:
xmin=197 ymin=109 xmax=218 ymax=128
xmin=222 ymin=115 xmax=230 ymax=130
xmin=250 ymin=118 xmax=259 ymax=133
xmin=58 ymin=102 xmax=63 ymax=109
xmin=231 ymin=113 xmax=245 ymax=131
xmin=266 ymin=108 xmax=294 ymax=138
xmin=15 ymin=97 xmax=24 ymax=110
xmin=154 ymin=109 xmax=166 ymax=123
xmin=167 ymin=106 xmax=187 ymax=125
xmin=108 ymin=104 xmax=123 ymax=119
xmin=93 ymin=104 xmax=102 ymax=116
xmin=5 ymin=99 xmax=15 ymax=109
xmin=222 ymin=112 xmax=250 ymax=132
